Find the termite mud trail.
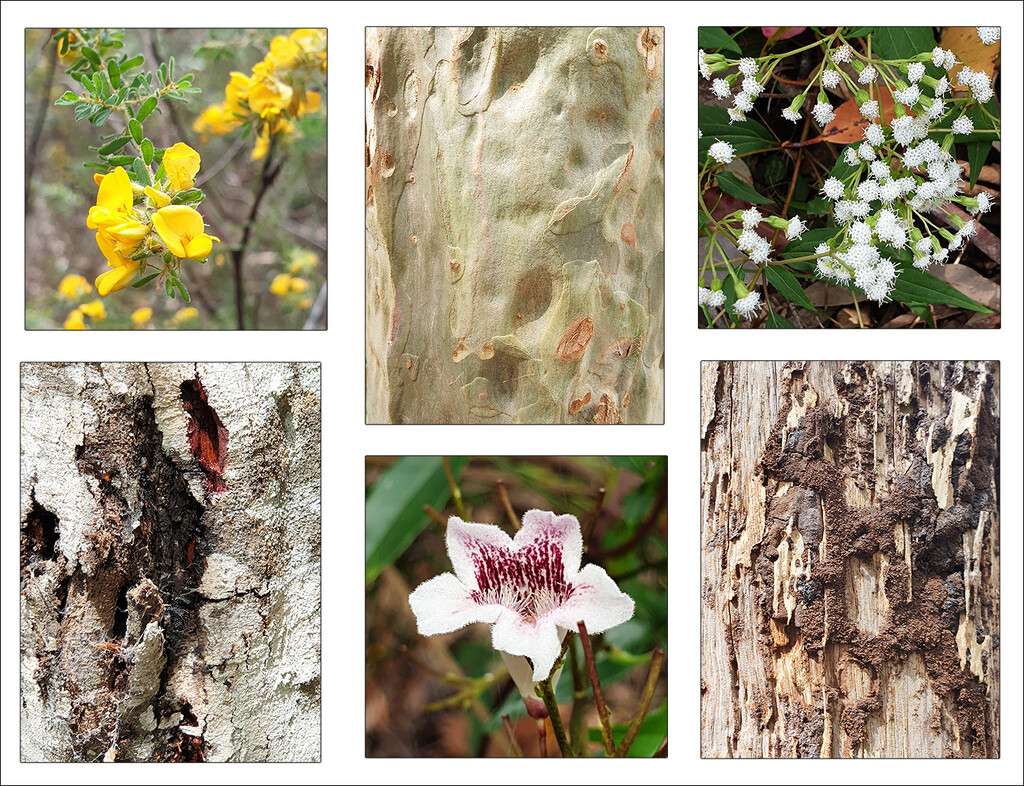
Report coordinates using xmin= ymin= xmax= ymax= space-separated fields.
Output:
xmin=180 ymin=377 xmax=229 ymax=493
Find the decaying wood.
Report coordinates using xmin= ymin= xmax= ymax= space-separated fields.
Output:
xmin=701 ymin=361 xmax=998 ymax=758
xmin=20 ymin=363 xmax=321 ymax=762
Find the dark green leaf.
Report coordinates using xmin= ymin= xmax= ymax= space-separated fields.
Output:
xmin=365 ymin=457 xmax=470 ymax=585
xmin=82 ymin=46 xmax=102 ymax=68
xmin=715 ymin=170 xmax=773 ymax=205
xmin=698 ymin=27 xmax=742 ymax=55
xmin=166 ymin=278 xmax=175 ymax=298
xmin=764 ymin=265 xmax=816 ymax=311
xmin=107 ymin=59 xmax=121 ymax=89
xmin=129 ymin=118 xmax=143 ymax=145
xmin=133 ymin=272 xmax=160 ymax=288
xmin=889 ymin=263 xmax=993 ymax=313
xmin=131 ymin=157 xmax=150 ymax=185
xmin=120 ymin=54 xmax=144 ymax=71
xmin=869 ymin=27 xmax=936 ymax=61
xmin=105 ymin=155 xmax=136 ymax=166
xmin=90 ymin=108 xmax=113 ymax=126
xmin=170 ymin=189 xmax=205 ymax=205
xmin=698 ymin=106 xmax=776 ymax=162
xmin=907 ymin=302 xmax=936 ymax=328
xmin=765 ymin=310 xmax=795 ymax=328
xmin=98 ymin=136 xmax=131 ymax=155
xmin=966 ymin=140 xmax=991 ymax=190
xmin=845 ymin=27 xmax=875 ymax=38
xmin=173 ymin=277 xmax=190 ymax=302
xmin=136 ymin=96 xmax=158 ymax=122
xmin=141 ymin=138 xmax=154 ymax=166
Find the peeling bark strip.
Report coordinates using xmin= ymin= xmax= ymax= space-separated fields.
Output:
xmin=21 ymin=363 xmax=321 ymax=762
xmin=701 ymin=362 xmax=999 ymax=758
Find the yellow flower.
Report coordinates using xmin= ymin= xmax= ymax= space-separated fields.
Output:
xmin=95 ymin=261 xmax=141 ymax=297
xmin=87 ymin=167 xmax=149 ymax=241
xmin=266 ymin=35 xmax=302 ymax=70
xmin=173 ymin=306 xmax=198 ymax=323
xmin=248 ymin=74 xmax=293 ymax=119
xmin=270 ymin=273 xmax=292 ymax=297
xmin=79 ymin=300 xmax=107 ymax=320
xmin=58 ymin=274 xmax=92 ymax=299
xmin=163 ymin=142 xmax=201 ymax=192
xmin=64 ymin=308 xmax=86 ymax=330
xmin=289 ymin=249 xmax=318 ymax=274
xmin=290 ymin=276 xmax=309 ymax=293
xmin=299 ymin=297 xmax=312 ymax=309
xmin=131 ymin=307 xmax=153 ymax=326
xmin=251 ymin=124 xmax=273 ymax=161
xmin=152 ymin=206 xmax=219 ymax=259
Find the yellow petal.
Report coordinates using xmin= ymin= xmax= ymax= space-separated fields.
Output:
xmin=270 ymin=273 xmax=292 ymax=296
xmin=64 ymin=309 xmax=86 ymax=330
xmin=163 ymin=142 xmax=201 ymax=192
xmin=145 ymin=186 xmax=172 ymax=207
xmin=131 ymin=307 xmax=153 ymax=325
xmin=185 ymin=234 xmax=213 ymax=260
xmin=96 ymin=166 xmax=134 ymax=213
xmin=153 ymin=206 xmax=204 ymax=258
xmin=58 ymin=274 xmax=92 ymax=299
xmin=96 ymin=261 xmax=140 ymax=296
xmin=79 ymin=299 xmax=107 ymax=320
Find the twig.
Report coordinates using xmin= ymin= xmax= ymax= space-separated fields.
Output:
xmin=26 ymin=35 xmax=58 ymax=210
xmin=567 ymin=638 xmax=587 ymax=756
xmin=496 ymin=479 xmax=519 ymax=530
xmin=422 ymin=504 xmax=447 ymax=527
xmin=502 ymin=715 xmax=523 ymax=757
xmin=537 ymin=675 xmax=573 ymax=757
xmin=581 ymin=486 xmax=605 ymax=545
xmin=442 ymin=457 xmax=465 ymax=518
xmin=578 ymin=621 xmax=615 ymax=755
xmin=614 ymin=647 xmax=665 ymax=757
xmin=588 ymin=476 xmax=667 ymax=560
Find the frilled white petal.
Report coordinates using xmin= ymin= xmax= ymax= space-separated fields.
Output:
xmin=490 ymin=608 xmax=563 ymax=682
xmin=516 ymin=509 xmax=583 ymax=578
xmin=408 ymin=572 xmax=502 ymax=636
xmin=548 ymin=564 xmax=636 ymax=635
xmin=446 ymin=517 xmax=515 ymax=590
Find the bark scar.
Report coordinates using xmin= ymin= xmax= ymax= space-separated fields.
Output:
xmin=180 ymin=378 xmax=228 ymax=493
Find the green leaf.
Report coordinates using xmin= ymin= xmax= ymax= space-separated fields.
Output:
xmin=81 ymin=46 xmax=102 ymax=69
xmin=170 ymin=189 xmax=205 ymax=205
xmin=165 ymin=278 xmax=175 ymax=298
xmin=869 ymin=27 xmax=937 ymax=61
xmin=120 ymin=54 xmax=144 ymax=71
xmin=587 ymin=700 xmax=668 ymax=757
xmin=141 ymin=139 xmax=154 ymax=166
xmin=136 ymin=96 xmax=158 ymax=122
xmin=90 ymin=107 xmax=113 ymax=127
xmin=698 ymin=106 xmax=776 ymax=162
xmin=365 ymin=457 xmax=470 ymax=585
xmin=715 ymin=170 xmax=773 ymax=205
xmin=173 ymin=277 xmax=190 ymax=302
xmin=764 ymin=265 xmax=816 ymax=311
xmin=129 ymin=118 xmax=143 ymax=145
xmin=698 ymin=27 xmax=742 ymax=55
xmin=132 ymin=272 xmax=160 ymax=288
xmin=907 ymin=302 xmax=936 ymax=328
xmin=107 ymin=59 xmax=121 ymax=89
xmin=54 ymin=91 xmax=80 ymax=106
xmin=105 ymin=155 xmax=136 ymax=166
xmin=889 ymin=262 xmax=993 ymax=313
xmin=98 ymin=136 xmax=131 ymax=155
xmin=966 ymin=139 xmax=991 ymax=190
xmin=131 ymin=157 xmax=150 ymax=185
xmin=845 ymin=27 xmax=875 ymax=38
xmin=765 ymin=310 xmax=795 ymax=328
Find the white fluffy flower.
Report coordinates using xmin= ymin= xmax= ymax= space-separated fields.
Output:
xmin=738 ymin=57 xmax=758 ymax=77
xmin=951 ymin=116 xmax=974 ymax=135
xmin=706 ymin=288 xmax=726 ymax=308
xmin=786 ymin=216 xmax=807 ymax=240
xmin=748 ymin=240 xmax=772 ymax=265
xmin=821 ymin=177 xmax=845 ymax=201
xmin=977 ymin=27 xmax=1000 ymax=45
xmin=733 ymin=92 xmax=754 ymax=112
xmin=972 ymin=83 xmax=994 ymax=104
xmin=699 ymin=287 xmax=712 ymax=306
xmin=913 ymin=253 xmax=932 ymax=270
xmin=933 ymin=77 xmax=950 ymax=97
xmin=709 ymin=139 xmax=735 ymax=163
xmin=894 ymin=84 xmax=921 ymax=107
xmin=915 ymin=237 xmax=933 ymax=255
xmin=860 ymin=100 xmax=879 ymax=120
xmin=858 ymin=65 xmax=877 ymax=85
xmin=727 ymin=107 xmax=746 ymax=123
xmin=927 ymin=98 xmax=946 ymax=120
xmin=870 ymin=161 xmax=891 ymax=181
xmin=843 ymin=147 xmax=860 ymax=166
xmin=904 ymin=146 xmax=926 ymax=169
xmin=931 ymin=47 xmax=947 ymax=68
xmin=907 ymin=62 xmax=925 ymax=83
xmin=916 ymin=139 xmax=941 ymax=163
xmin=712 ymin=78 xmax=731 ymax=100
xmin=851 ymin=221 xmax=873 ymax=245
xmin=858 ymin=142 xmax=876 ymax=162
xmin=742 ymin=77 xmax=764 ymax=97
xmin=864 ymin=123 xmax=885 ymax=146
xmin=971 ymin=192 xmax=994 ymax=214
xmin=821 ymin=70 xmax=841 ymax=89
xmin=741 ymin=207 xmax=763 ymax=229
xmin=732 ymin=291 xmax=762 ymax=319
xmin=737 ymin=229 xmax=761 ymax=251
xmin=857 ymin=179 xmax=880 ymax=202
xmin=812 ymin=101 xmax=835 ymax=125
xmin=831 ymin=45 xmax=852 ymax=65
xmin=943 ymin=50 xmax=959 ymax=70
xmin=782 ymin=108 xmax=802 ymax=122
xmin=699 ymin=49 xmax=711 ymax=79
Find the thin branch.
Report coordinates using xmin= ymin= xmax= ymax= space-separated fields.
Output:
xmin=578 ymin=621 xmax=615 ymax=756
xmin=442 ymin=457 xmax=465 ymax=518
xmin=567 ymin=639 xmax=587 ymax=757
xmin=496 ymin=479 xmax=519 ymax=530
xmin=614 ymin=647 xmax=665 ymax=757
xmin=422 ymin=504 xmax=447 ymax=527
xmin=581 ymin=486 xmax=605 ymax=545
xmin=537 ymin=676 xmax=573 ymax=757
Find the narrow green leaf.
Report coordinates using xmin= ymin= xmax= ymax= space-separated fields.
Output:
xmin=698 ymin=27 xmax=742 ymax=55
xmin=166 ymin=278 xmax=175 ymax=298
xmin=132 ymin=272 xmax=160 ymax=288
xmin=715 ymin=170 xmax=774 ymax=205
xmin=107 ymin=59 xmax=121 ymax=89
xmin=120 ymin=54 xmax=144 ymax=71
xmin=90 ymin=107 xmax=113 ymax=126
xmin=170 ymin=189 xmax=205 ymax=205
xmin=966 ymin=139 xmax=991 ymax=191
xmin=173 ymin=277 xmax=190 ymax=302
xmin=98 ymin=136 xmax=131 ymax=155
xmin=764 ymin=266 xmax=817 ymax=311
xmin=765 ymin=310 xmax=795 ymax=328
xmin=55 ymin=90 xmax=80 ymax=106
xmin=137 ymin=96 xmax=158 ymax=122
xmin=141 ymin=138 xmax=154 ymax=166
xmin=168 ymin=55 xmax=175 ymax=81
xmin=129 ymin=118 xmax=143 ymax=145
xmin=82 ymin=47 xmax=102 ymax=68
xmin=131 ymin=157 xmax=150 ymax=185
xmin=365 ymin=457 xmax=470 ymax=585
xmin=105 ymin=155 xmax=136 ymax=166
xmin=889 ymin=263 xmax=993 ymax=313
xmin=844 ymin=27 xmax=875 ymax=38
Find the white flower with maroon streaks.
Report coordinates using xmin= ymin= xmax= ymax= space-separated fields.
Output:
xmin=408 ymin=510 xmax=634 ymax=717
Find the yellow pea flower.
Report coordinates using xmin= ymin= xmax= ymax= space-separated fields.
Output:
xmin=173 ymin=306 xmax=198 ymax=323
xmin=131 ymin=307 xmax=153 ymax=326
xmin=152 ymin=206 xmax=219 ymax=259
xmin=248 ymin=75 xmax=293 ymax=119
xmin=144 ymin=186 xmax=172 ymax=207
xmin=87 ymin=167 xmax=150 ymax=242
xmin=64 ymin=308 xmax=86 ymax=330
xmin=163 ymin=143 xmax=201 ymax=192
xmin=79 ymin=300 xmax=107 ymax=320
xmin=290 ymin=277 xmax=309 ymax=293
xmin=289 ymin=250 xmax=318 ymax=274
xmin=299 ymin=297 xmax=312 ymax=309
xmin=58 ymin=274 xmax=92 ymax=299
xmin=270 ymin=273 xmax=292 ymax=297
xmin=96 ymin=261 xmax=141 ymax=297
xmin=266 ymin=35 xmax=302 ymax=70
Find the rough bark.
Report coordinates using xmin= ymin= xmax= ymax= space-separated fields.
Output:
xmin=366 ymin=26 xmax=664 ymax=423
xmin=20 ymin=362 xmax=321 ymax=762
xmin=701 ymin=361 xmax=998 ymax=758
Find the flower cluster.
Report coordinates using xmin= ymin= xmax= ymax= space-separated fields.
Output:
xmin=195 ymin=29 xmax=326 ymax=160
xmin=86 ymin=143 xmax=218 ymax=297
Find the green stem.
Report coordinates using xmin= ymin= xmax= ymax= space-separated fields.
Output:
xmin=613 ymin=648 xmax=665 ymax=757
xmin=537 ymin=676 xmax=573 ymax=757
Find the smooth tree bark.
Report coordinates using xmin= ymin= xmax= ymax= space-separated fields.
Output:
xmin=701 ymin=361 xmax=998 ymax=758
xmin=20 ymin=363 xmax=321 ymax=762
xmin=366 ymin=27 xmax=664 ymax=423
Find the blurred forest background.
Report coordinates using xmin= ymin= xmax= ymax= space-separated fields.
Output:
xmin=24 ymin=29 xmax=327 ymax=330
xmin=366 ymin=456 xmax=668 ymax=757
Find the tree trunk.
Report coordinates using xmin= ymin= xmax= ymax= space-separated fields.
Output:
xmin=701 ymin=361 xmax=999 ymax=758
xmin=20 ymin=362 xmax=321 ymax=762
xmin=365 ymin=26 xmax=664 ymax=423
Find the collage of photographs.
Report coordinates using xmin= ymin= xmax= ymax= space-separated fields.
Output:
xmin=2 ymin=5 xmax=1021 ymax=785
